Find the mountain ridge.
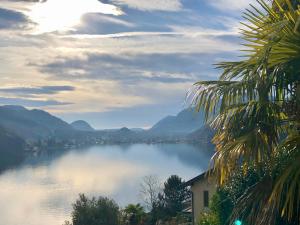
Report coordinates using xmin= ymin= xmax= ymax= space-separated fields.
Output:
xmin=0 ymin=105 xmax=213 ymax=147
xmin=149 ymin=108 xmax=205 ymax=135
xmin=0 ymin=105 xmax=73 ymax=141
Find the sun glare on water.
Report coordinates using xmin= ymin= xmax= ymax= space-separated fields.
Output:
xmin=28 ymin=0 xmax=122 ymax=33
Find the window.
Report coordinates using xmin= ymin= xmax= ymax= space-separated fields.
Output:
xmin=203 ymin=190 xmax=209 ymax=207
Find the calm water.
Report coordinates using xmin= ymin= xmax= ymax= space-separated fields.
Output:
xmin=0 ymin=144 xmax=212 ymax=225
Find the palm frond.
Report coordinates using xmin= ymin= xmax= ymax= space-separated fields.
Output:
xmin=189 ymin=0 xmax=300 ymax=223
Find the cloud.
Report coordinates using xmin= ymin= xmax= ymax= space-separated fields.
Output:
xmin=82 ymin=13 xmax=134 ymax=27
xmin=207 ymin=0 xmax=257 ymax=12
xmin=59 ymin=31 xmax=240 ymax=56
xmin=1 ymin=0 xmax=123 ymax=34
xmin=108 ymin=0 xmax=182 ymax=11
xmin=0 ymin=85 xmax=75 ymax=97
xmin=0 ymin=0 xmax=245 ymax=126
xmin=0 ymin=8 xmax=29 ymax=29
xmin=0 ymin=97 xmax=72 ymax=107
xmin=5 ymin=0 xmax=47 ymax=2
xmin=73 ymin=13 xmax=135 ymax=34
xmin=37 ymin=52 xmax=231 ymax=84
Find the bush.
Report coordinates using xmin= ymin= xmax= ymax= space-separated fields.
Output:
xmin=196 ymin=188 xmax=233 ymax=225
xmin=197 ymin=212 xmax=219 ymax=225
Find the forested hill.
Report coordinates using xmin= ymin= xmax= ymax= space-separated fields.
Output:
xmin=0 ymin=105 xmax=73 ymax=141
xmin=0 ymin=105 xmax=214 ymax=148
xmin=0 ymin=127 xmax=25 ymax=171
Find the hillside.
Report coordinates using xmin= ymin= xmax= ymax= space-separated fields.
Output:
xmin=71 ymin=120 xmax=95 ymax=131
xmin=0 ymin=127 xmax=25 ymax=171
xmin=0 ymin=105 xmax=74 ymax=141
xmin=185 ymin=125 xmax=215 ymax=147
xmin=0 ymin=105 xmax=215 ymax=147
xmin=149 ymin=108 xmax=205 ymax=135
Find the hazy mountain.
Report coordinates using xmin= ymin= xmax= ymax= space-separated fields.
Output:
xmin=0 ymin=105 xmax=214 ymax=147
xmin=185 ymin=125 xmax=215 ymax=146
xmin=149 ymin=108 xmax=205 ymax=135
xmin=130 ymin=128 xmax=145 ymax=132
xmin=0 ymin=105 xmax=73 ymax=141
xmin=0 ymin=127 xmax=25 ymax=171
xmin=109 ymin=127 xmax=139 ymax=141
xmin=71 ymin=120 xmax=94 ymax=131
xmin=2 ymin=105 xmax=27 ymax=111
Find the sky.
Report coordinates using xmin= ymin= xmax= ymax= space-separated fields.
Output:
xmin=0 ymin=0 xmax=256 ymax=129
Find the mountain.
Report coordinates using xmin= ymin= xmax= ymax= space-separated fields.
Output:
xmin=0 ymin=105 xmax=214 ymax=147
xmin=149 ymin=108 xmax=205 ymax=135
xmin=2 ymin=105 xmax=27 ymax=111
xmin=109 ymin=127 xmax=139 ymax=141
xmin=71 ymin=120 xmax=94 ymax=131
xmin=0 ymin=127 xmax=25 ymax=171
xmin=0 ymin=105 xmax=74 ymax=141
xmin=185 ymin=125 xmax=215 ymax=146
xmin=130 ymin=128 xmax=145 ymax=132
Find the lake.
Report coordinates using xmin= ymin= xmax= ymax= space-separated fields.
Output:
xmin=0 ymin=143 xmax=212 ymax=225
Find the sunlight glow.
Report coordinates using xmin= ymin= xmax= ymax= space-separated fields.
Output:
xmin=28 ymin=0 xmax=122 ymax=33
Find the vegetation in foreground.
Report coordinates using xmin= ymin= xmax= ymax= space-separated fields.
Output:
xmin=191 ymin=0 xmax=299 ymax=224
xmin=63 ymin=175 xmax=191 ymax=225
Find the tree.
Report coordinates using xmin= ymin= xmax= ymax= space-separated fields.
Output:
xmin=140 ymin=175 xmax=162 ymax=211
xmin=190 ymin=0 xmax=300 ymax=224
xmin=198 ymin=165 xmax=293 ymax=225
xmin=163 ymin=175 xmax=191 ymax=217
xmin=210 ymin=189 xmax=233 ymax=225
xmin=64 ymin=194 xmax=119 ymax=225
xmin=122 ymin=204 xmax=146 ymax=225
xmin=208 ymin=159 xmax=298 ymax=225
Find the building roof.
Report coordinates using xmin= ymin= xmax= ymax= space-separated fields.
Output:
xmin=185 ymin=171 xmax=208 ymax=186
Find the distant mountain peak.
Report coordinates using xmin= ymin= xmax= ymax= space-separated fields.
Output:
xmin=120 ymin=127 xmax=131 ymax=132
xmin=150 ymin=108 xmax=204 ymax=135
xmin=71 ymin=120 xmax=94 ymax=131
xmin=0 ymin=105 xmax=73 ymax=141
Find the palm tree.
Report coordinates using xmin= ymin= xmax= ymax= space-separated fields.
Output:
xmin=190 ymin=0 xmax=299 ymax=224
xmin=123 ymin=204 xmax=146 ymax=225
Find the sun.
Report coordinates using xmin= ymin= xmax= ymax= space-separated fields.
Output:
xmin=27 ymin=0 xmax=122 ymax=33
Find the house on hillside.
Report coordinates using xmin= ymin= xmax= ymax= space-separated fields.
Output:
xmin=185 ymin=172 xmax=217 ymax=225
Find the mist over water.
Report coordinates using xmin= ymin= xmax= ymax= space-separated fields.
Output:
xmin=0 ymin=144 xmax=212 ymax=225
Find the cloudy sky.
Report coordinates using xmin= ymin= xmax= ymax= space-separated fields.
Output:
xmin=0 ymin=0 xmax=255 ymax=129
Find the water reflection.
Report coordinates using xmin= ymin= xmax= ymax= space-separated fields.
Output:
xmin=0 ymin=144 xmax=212 ymax=225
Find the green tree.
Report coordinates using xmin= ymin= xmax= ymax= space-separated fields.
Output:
xmin=209 ymin=158 xmax=298 ymax=225
xmin=210 ymin=189 xmax=233 ymax=225
xmin=122 ymin=204 xmax=146 ymax=225
xmin=224 ymin=156 xmax=299 ymax=225
xmin=65 ymin=194 xmax=119 ymax=225
xmin=190 ymin=0 xmax=300 ymax=224
xmin=163 ymin=175 xmax=191 ymax=217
